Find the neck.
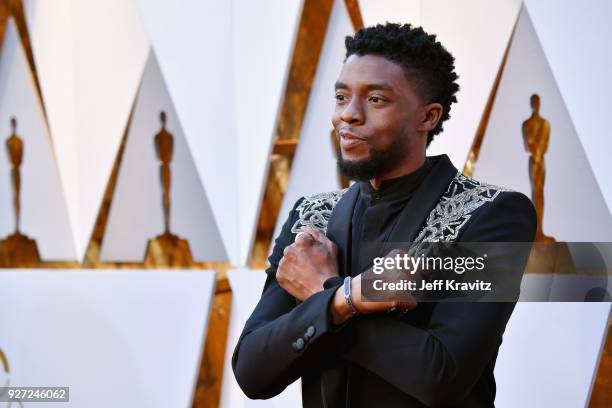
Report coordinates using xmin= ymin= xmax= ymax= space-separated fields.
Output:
xmin=369 ymin=155 xmax=426 ymax=190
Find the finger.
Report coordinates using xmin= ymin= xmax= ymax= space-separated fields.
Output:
xmin=302 ymin=227 xmax=327 ymax=243
xmin=294 ymin=231 xmax=315 ymax=245
xmin=327 ymin=240 xmax=338 ymax=257
xmin=302 ymin=227 xmax=336 ymax=254
xmin=283 ymin=245 xmax=297 ymax=260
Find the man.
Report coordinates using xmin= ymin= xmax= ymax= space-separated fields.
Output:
xmin=233 ymin=23 xmax=536 ymax=407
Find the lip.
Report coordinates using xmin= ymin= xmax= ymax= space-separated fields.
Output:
xmin=339 ymin=130 xmax=366 ymax=150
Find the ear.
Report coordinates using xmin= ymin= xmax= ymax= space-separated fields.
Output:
xmin=417 ymin=103 xmax=443 ymax=133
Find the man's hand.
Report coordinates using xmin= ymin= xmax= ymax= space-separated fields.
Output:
xmin=276 ymin=227 xmax=340 ymax=301
xmin=330 ymin=274 xmax=418 ymax=324
xmin=330 ymin=249 xmax=419 ymax=325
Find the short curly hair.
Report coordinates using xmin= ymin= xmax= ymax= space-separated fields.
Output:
xmin=345 ymin=23 xmax=459 ymax=146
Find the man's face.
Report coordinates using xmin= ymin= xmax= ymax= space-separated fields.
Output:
xmin=332 ymin=54 xmax=425 ymax=181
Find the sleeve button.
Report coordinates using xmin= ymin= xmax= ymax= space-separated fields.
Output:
xmin=305 ymin=325 xmax=316 ymax=339
xmin=292 ymin=337 xmax=305 ymax=352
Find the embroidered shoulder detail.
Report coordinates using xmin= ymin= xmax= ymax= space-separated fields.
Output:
xmin=291 ymin=189 xmax=348 ymax=234
xmin=414 ymin=172 xmax=512 ymax=242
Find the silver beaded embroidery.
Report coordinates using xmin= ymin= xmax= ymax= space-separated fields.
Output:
xmin=414 ymin=172 xmax=511 ymax=243
xmin=291 ymin=189 xmax=348 ymax=234
xmin=290 ymin=173 xmax=510 ymax=241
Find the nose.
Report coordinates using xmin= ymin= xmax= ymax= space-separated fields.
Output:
xmin=339 ymin=98 xmax=364 ymax=125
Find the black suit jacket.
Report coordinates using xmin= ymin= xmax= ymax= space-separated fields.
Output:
xmin=232 ymin=155 xmax=537 ymax=407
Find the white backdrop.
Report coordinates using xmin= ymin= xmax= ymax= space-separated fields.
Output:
xmin=0 ymin=270 xmax=216 ymax=408
xmin=472 ymin=7 xmax=612 ymax=241
xmin=524 ymin=0 xmax=612 ymax=214
xmin=0 ymin=19 xmax=76 ymax=260
xmin=496 ymin=302 xmax=611 ymax=407
xmin=25 ymin=0 xmax=150 ymax=260
xmin=100 ymin=50 xmax=227 ymax=262
xmin=423 ymin=0 xmax=523 ymax=168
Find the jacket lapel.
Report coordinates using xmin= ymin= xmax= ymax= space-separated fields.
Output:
xmin=383 ymin=154 xmax=458 ymax=247
xmin=326 ymin=182 xmax=359 ymax=277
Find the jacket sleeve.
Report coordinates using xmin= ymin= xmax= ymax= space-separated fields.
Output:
xmin=341 ymin=191 xmax=537 ymax=407
xmin=232 ymin=198 xmax=345 ymax=399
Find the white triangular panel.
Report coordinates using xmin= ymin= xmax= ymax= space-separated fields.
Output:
xmin=421 ymin=0 xmax=522 ymax=168
xmin=272 ymin=0 xmax=353 ymax=248
xmin=0 ymin=19 xmax=76 ymax=260
xmin=71 ymin=0 xmax=149 ymax=261
xmin=136 ymin=0 xmax=239 ymax=264
xmin=358 ymin=0 xmax=420 ymax=26
xmin=472 ymin=8 xmax=612 ymax=241
xmin=23 ymin=0 xmax=81 ymax=257
xmin=235 ymin=0 xmax=303 ymax=265
xmin=100 ymin=50 xmax=228 ymax=262
xmin=0 ymin=270 xmax=217 ymax=408
xmin=525 ymin=0 xmax=612 ymax=214
xmin=496 ymin=303 xmax=611 ymax=407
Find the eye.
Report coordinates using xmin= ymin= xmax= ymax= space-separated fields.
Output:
xmin=369 ymin=96 xmax=383 ymax=103
xmin=335 ymin=94 xmax=347 ymax=103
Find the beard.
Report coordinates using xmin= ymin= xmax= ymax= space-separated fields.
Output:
xmin=336 ymin=133 xmax=411 ymax=181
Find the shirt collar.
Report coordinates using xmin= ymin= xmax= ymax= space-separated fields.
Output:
xmin=358 ymin=158 xmax=432 ymax=203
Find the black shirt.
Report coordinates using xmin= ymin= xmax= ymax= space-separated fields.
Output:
xmin=350 ymin=159 xmax=433 ymax=277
